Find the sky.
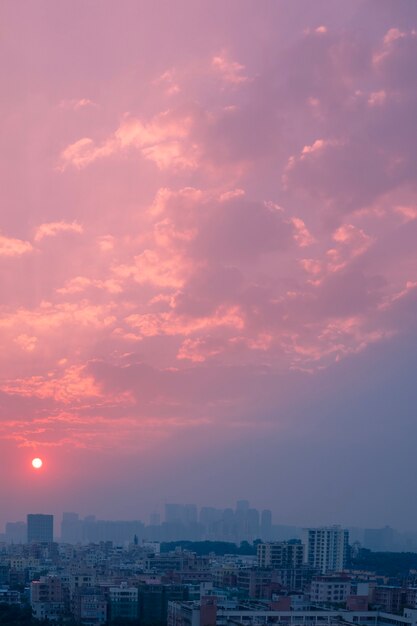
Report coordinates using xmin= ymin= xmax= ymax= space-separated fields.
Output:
xmin=1 ymin=0 xmax=417 ymax=532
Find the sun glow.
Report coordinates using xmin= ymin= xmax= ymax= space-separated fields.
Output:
xmin=31 ymin=457 xmax=43 ymax=469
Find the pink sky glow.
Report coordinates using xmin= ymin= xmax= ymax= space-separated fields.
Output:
xmin=1 ymin=0 xmax=417 ymax=529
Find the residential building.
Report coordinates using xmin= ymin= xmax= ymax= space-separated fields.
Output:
xmin=0 ymin=587 xmax=21 ymax=605
xmin=302 ymin=527 xmax=349 ymax=574
xmin=31 ymin=576 xmax=65 ymax=621
xmin=138 ymin=582 xmax=189 ymax=625
xmin=73 ymin=588 xmax=107 ymax=626
xmin=257 ymin=541 xmax=304 ymax=569
xmin=373 ymin=586 xmax=407 ymax=614
xmin=236 ymin=568 xmax=281 ymax=599
xmin=310 ymin=575 xmax=351 ymax=605
xmin=109 ymin=582 xmax=138 ymax=621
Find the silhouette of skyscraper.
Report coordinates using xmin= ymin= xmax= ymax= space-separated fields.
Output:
xmin=27 ymin=514 xmax=53 ymax=543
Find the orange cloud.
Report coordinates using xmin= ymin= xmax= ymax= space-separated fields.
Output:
xmin=59 ymin=110 xmax=198 ymax=171
xmin=126 ymin=305 xmax=244 ymax=339
xmin=0 ymin=365 xmax=102 ymax=404
xmin=211 ymin=52 xmax=248 ymax=85
xmin=394 ymin=205 xmax=417 ymax=222
xmin=291 ymin=217 xmax=315 ymax=247
xmin=34 ymin=221 xmax=83 ymax=241
xmin=0 ymin=234 xmax=33 ymax=257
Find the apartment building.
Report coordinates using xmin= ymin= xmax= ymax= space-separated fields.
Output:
xmin=310 ymin=576 xmax=351 ymax=605
xmin=257 ymin=542 xmax=304 ymax=569
xmin=302 ymin=527 xmax=349 ymax=574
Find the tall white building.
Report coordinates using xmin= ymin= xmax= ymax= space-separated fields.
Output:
xmin=302 ymin=526 xmax=349 ymax=574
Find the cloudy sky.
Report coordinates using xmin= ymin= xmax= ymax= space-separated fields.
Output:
xmin=1 ymin=0 xmax=417 ymax=531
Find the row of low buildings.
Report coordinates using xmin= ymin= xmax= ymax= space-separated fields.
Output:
xmin=24 ymin=574 xmax=417 ymax=625
xmin=30 ymin=577 xmax=189 ymax=623
xmin=167 ymin=599 xmax=417 ymax=626
xmin=2 ymin=524 xmax=417 ymax=625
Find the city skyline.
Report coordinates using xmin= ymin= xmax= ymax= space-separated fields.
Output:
xmin=1 ymin=0 xmax=417 ymax=534
xmin=1 ymin=504 xmax=412 ymax=535
xmin=2 ymin=503 xmax=416 ymax=554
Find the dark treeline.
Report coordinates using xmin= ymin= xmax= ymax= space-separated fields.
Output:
xmin=0 ymin=604 xmax=87 ymax=626
xmin=0 ymin=604 xmax=46 ymax=626
xmin=0 ymin=604 xmax=158 ymax=626
xmin=160 ymin=540 xmax=257 ymax=555
xmin=351 ymin=548 xmax=417 ymax=576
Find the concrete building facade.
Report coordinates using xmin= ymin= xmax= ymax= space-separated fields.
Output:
xmin=302 ymin=527 xmax=349 ymax=574
xmin=257 ymin=542 xmax=304 ymax=569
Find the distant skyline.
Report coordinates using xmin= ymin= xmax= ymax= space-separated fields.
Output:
xmin=0 ymin=500 xmax=414 ymax=536
xmin=0 ymin=503 xmax=410 ymax=543
xmin=1 ymin=1 xmax=417 ymax=532
xmin=3 ymin=505 xmax=417 ymax=554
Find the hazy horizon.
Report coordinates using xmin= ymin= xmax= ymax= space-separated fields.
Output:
xmin=4 ymin=501 xmax=414 ymax=534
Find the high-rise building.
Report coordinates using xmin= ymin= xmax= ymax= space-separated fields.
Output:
xmin=234 ymin=501 xmax=260 ymax=541
xmin=247 ymin=508 xmax=260 ymax=538
xmin=165 ymin=503 xmax=197 ymax=525
xmin=261 ymin=510 xmax=272 ymax=539
xmin=302 ymin=526 xmax=349 ymax=574
xmin=150 ymin=512 xmax=161 ymax=526
xmin=27 ymin=514 xmax=54 ymax=543
xmin=363 ymin=526 xmax=395 ymax=552
xmin=5 ymin=521 xmax=27 ymax=543
xmin=199 ymin=507 xmax=223 ymax=526
xmin=61 ymin=512 xmax=81 ymax=544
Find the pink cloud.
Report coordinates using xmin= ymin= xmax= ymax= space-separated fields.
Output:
xmin=59 ymin=110 xmax=198 ymax=171
xmin=15 ymin=334 xmax=38 ymax=352
xmin=113 ymin=248 xmax=191 ymax=289
xmin=291 ymin=217 xmax=315 ymax=247
xmin=59 ymin=98 xmax=96 ymax=111
xmin=394 ymin=205 xmax=417 ymax=222
xmin=1 ymin=2 xmax=417 ymax=466
xmin=367 ymin=90 xmax=387 ymax=107
xmin=126 ymin=305 xmax=245 ymax=340
xmin=34 ymin=221 xmax=84 ymax=241
xmin=56 ymin=275 xmax=123 ymax=295
xmin=327 ymin=224 xmax=373 ymax=271
xmin=0 ymin=234 xmax=33 ymax=257
xmin=153 ymin=70 xmax=181 ymax=97
xmin=0 ymin=365 xmax=102 ymax=404
xmin=211 ymin=51 xmax=248 ymax=85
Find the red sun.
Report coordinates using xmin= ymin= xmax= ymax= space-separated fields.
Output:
xmin=31 ymin=457 xmax=43 ymax=469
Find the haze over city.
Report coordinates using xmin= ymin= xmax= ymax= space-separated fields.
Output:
xmin=1 ymin=0 xmax=417 ymax=536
